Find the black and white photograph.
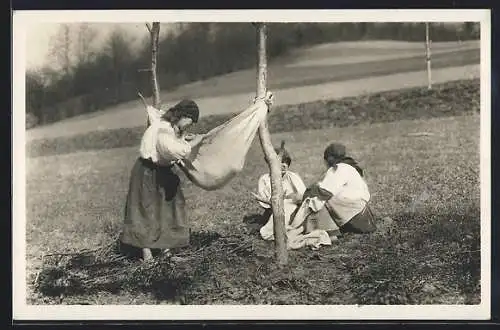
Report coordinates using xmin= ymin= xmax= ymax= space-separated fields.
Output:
xmin=13 ymin=9 xmax=491 ymax=321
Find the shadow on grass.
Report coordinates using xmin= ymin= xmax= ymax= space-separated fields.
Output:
xmin=33 ymin=204 xmax=480 ymax=305
xmin=345 ymin=206 xmax=480 ymax=305
xmin=242 ymin=212 xmax=269 ymax=236
xmin=34 ymin=230 xmax=229 ymax=303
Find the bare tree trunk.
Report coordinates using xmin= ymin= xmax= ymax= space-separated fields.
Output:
xmin=144 ymin=22 xmax=161 ymax=127
xmin=149 ymin=22 xmax=161 ymax=108
xmin=425 ymin=22 xmax=432 ymax=90
xmin=255 ymin=23 xmax=288 ymax=266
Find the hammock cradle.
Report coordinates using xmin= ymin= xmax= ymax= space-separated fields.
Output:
xmin=147 ymin=94 xmax=272 ymax=191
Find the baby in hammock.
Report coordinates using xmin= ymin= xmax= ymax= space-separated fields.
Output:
xmin=253 ymin=142 xmax=307 ymax=240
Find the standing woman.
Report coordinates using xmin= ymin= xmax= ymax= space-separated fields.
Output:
xmin=120 ymin=99 xmax=203 ymax=261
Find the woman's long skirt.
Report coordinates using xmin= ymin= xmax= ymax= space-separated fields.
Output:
xmin=305 ymin=198 xmax=377 ymax=235
xmin=120 ymin=158 xmax=190 ymax=249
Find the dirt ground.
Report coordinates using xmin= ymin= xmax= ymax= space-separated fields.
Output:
xmin=26 ymin=114 xmax=480 ymax=305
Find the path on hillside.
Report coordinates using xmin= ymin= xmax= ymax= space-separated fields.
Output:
xmin=26 ymin=63 xmax=479 ymax=142
xmin=25 ymin=41 xmax=480 ymax=141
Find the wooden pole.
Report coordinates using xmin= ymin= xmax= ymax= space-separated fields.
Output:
xmin=255 ymin=23 xmax=288 ymax=266
xmin=148 ymin=22 xmax=161 ymax=108
xmin=141 ymin=22 xmax=161 ymax=127
xmin=425 ymin=22 xmax=432 ymax=90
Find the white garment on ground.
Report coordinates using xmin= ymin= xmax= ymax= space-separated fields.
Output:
xmin=261 ymin=200 xmax=333 ymax=250
xmin=139 ymin=106 xmax=191 ymax=166
xmin=287 ymin=228 xmax=332 ymax=250
xmin=308 ymin=163 xmax=370 ymax=224
xmin=259 ymin=199 xmax=303 ymax=240
xmin=257 ymin=171 xmax=332 ymax=250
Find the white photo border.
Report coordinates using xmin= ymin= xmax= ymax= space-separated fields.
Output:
xmin=12 ymin=9 xmax=492 ymax=321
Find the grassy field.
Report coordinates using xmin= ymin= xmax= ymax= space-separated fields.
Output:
xmin=26 ymin=79 xmax=481 ymax=305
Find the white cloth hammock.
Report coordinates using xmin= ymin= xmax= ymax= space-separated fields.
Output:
xmin=145 ymin=94 xmax=271 ymax=191
xmin=181 ymin=99 xmax=269 ymax=190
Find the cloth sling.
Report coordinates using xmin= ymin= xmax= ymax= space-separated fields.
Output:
xmin=149 ymin=99 xmax=269 ymax=191
xmin=182 ymin=100 xmax=268 ymax=190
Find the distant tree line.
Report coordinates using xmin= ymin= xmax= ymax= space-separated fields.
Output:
xmin=26 ymin=22 xmax=479 ymax=128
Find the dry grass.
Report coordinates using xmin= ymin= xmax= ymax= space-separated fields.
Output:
xmin=27 ymin=112 xmax=480 ymax=305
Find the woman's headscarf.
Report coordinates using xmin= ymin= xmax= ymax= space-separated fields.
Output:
xmin=161 ymin=99 xmax=200 ymax=123
xmin=323 ymin=142 xmax=364 ymax=176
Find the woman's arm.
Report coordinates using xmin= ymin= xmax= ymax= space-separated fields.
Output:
xmin=284 ymin=191 xmax=303 ymax=204
xmin=256 ymin=175 xmax=272 ymax=208
xmin=287 ymin=172 xmax=307 ymax=204
xmin=176 ymin=159 xmax=199 ymax=182
xmin=157 ymin=127 xmax=192 ymax=161
xmin=303 ymin=167 xmax=350 ymax=212
xmin=251 ymin=192 xmax=271 ymax=206
xmin=302 ymin=184 xmax=333 ymax=201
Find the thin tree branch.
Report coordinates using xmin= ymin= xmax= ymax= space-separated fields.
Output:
xmin=138 ymin=92 xmax=148 ymax=109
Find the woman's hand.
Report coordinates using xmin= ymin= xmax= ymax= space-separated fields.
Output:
xmin=252 ymin=91 xmax=274 ymax=108
xmin=264 ymin=91 xmax=274 ymax=107
xmin=185 ymin=133 xmax=205 ymax=146
xmin=183 ymin=133 xmax=199 ymax=141
xmin=293 ymin=193 xmax=304 ymax=204
xmin=285 ymin=192 xmax=303 ymax=205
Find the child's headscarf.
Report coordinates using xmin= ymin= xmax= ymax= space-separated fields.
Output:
xmin=323 ymin=142 xmax=364 ymax=176
xmin=274 ymin=140 xmax=292 ymax=167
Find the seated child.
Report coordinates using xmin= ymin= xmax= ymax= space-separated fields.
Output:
xmin=253 ymin=141 xmax=307 ymax=240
